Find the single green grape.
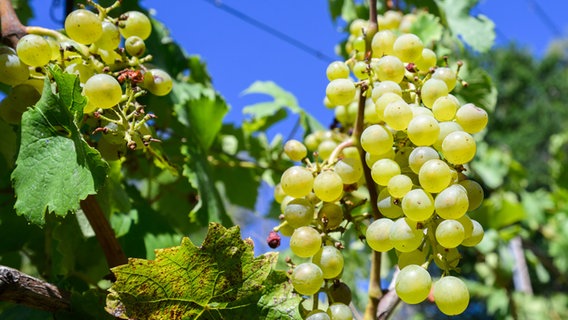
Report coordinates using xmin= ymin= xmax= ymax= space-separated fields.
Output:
xmin=432 ymin=95 xmax=460 ymax=121
xmin=327 ymin=303 xmax=353 ymax=320
xmin=326 ymin=78 xmax=356 ymax=106
xmin=94 ymin=21 xmax=121 ymax=50
xmin=389 ymin=217 xmax=423 ymax=253
xmin=432 ymin=67 xmax=457 ymax=91
xmin=458 ymin=179 xmax=484 ymax=211
xmin=328 ymin=281 xmax=352 ymax=305
xmin=65 ymin=62 xmax=94 ymax=84
xmin=125 ymin=36 xmax=146 ymax=57
xmin=383 ymin=100 xmax=413 ymax=130
xmin=415 ymin=48 xmax=437 ymax=72
xmin=65 ymin=9 xmax=103 ymax=44
xmin=120 ymin=11 xmax=152 ymax=40
xmin=408 ymin=146 xmax=439 ymax=174
xmin=418 ymin=159 xmax=452 ymax=194
xmin=397 ymin=249 xmax=428 ymax=269
xmin=318 ymin=203 xmax=344 ymax=229
xmin=461 ymin=219 xmax=484 ymax=247
xmin=371 ymin=158 xmax=401 ymax=186
xmin=280 ymin=166 xmax=314 ymax=198
xmin=312 ymin=246 xmax=344 ymax=279
xmin=0 ymin=53 xmax=30 ymax=86
xmin=16 ymin=34 xmax=51 ymax=66
xmin=395 ymin=264 xmax=432 ymax=304
xmin=401 ymin=188 xmax=435 ymax=222
xmin=366 ymin=218 xmax=394 ymax=252
xmin=290 ymin=226 xmax=322 ymax=258
xmin=433 ymin=276 xmax=470 ymax=315
xmin=313 ymin=171 xmax=344 ymax=202
xmin=433 ymin=121 xmax=463 ymax=151
xmin=360 ymin=124 xmax=393 ymax=156
xmin=441 ymin=130 xmax=476 ymax=165
xmin=291 ymin=262 xmax=324 ymax=296
xmin=407 ymin=114 xmax=440 ymax=146
xmin=434 ymin=184 xmax=469 ymax=219
xmin=284 ymin=198 xmax=315 ymax=228
xmin=377 ymin=188 xmax=404 ymax=219
xmin=435 ymin=219 xmax=465 ymax=248
xmin=371 ymin=30 xmax=396 ymax=58
xmin=421 ymin=78 xmax=448 ymax=109
xmin=284 ymin=139 xmax=308 ymax=161
xmin=334 ymin=158 xmax=363 ymax=185
xmin=455 ymin=103 xmax=488 ymax=134
xmin=387 ymin=174 xmax=413 ymax=199
xmin=376 ymin=55 xmax=405 ymax=83
xmin=143 ymin=69 xmax=173 ymax=96
xmin=306 ymin=310 xmax=331 ymax=320
xmin=393 ymin=33 xmax=424 ymax=62
xmin=0 ymin=84 xmax=41 ymax=124
xmin=371 ymin=80 xmax=402 ymax=101
xmin=326 ymin=61 xmax=350 ymax=81
xmin=83 ymin=74 xmax=122 ymax=109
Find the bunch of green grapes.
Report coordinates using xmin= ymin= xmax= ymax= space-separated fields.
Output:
xmin=0 ymin=0 xmax=173 ymax=157
xmin=274 ymin=9 xmax=488 ymax=318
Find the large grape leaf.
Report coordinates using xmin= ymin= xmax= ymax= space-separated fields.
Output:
xmin=11 ymin=70 xmax=108 ymax=225
xmin=106 ymin=223 xmax=301 ymax=320
xmin=435 ymin=0 xmax=495 ymax=52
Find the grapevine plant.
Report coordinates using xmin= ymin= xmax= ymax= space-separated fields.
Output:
xmin=0 ymin=0 xmax=514 ymax=319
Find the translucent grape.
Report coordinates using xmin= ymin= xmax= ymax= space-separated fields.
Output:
xmin=455 ymin=103 xmax=488 ymax=134
xmin=397 ymin=249 xmax=428 ymax=269
xmin=421 ymin=78 xmax=448 ymax=109
xmin=284 ymin=139 xmax=308 ymax=161
xmin=376 ymin=55 xmax=405 ymax=83
xmin=280 ymin=166 xmax=314 ymax=198
xmin=457 ymin=214 xmax=474 ymax=239
xmin=290 ymin=226 xmax=322 ymax=258
xmin=120 ymin=11 xmax=152 ymax=40
xmin=317 ymin=139 xmax=338 ymax=161
xmin=442 ymin=131 xmax=476 ymax=165
xmin=371 ymin=81 xmax=402 ymax=101
xmin=387 ymin=174 xmax=413 ymax=198
xmin=461 ymin=219 xmax=484 ymax=246
xmin=326 ymin=61 xmax=350 ymax=80
xmin=334 ymin=158 xmax=363 ymax=184
xmin=434 ymin=184 xmax=469 ymax=219
xmin=366 ymin=218 xmax=394 ymax=252
xmin=125 ymin=36 xmax=146 ymax=57
xmin=326 ymin=78 xmax=356 ymax=106
xmin=432 ymin=95 xmax=459 ymax=121
xmin=318 ymin=203 xmax=344 ymax=229
xmin=377 ymin=188 xmax=404 ymax=219
xmin=458 ymin=179 xmax=484 ymax=211
xmin=433 ymin=245 xmax=461 ymax=270
xmin=395 ymin=265 xmax=432 ymax=304
xmin=407 ymin=115 xmax=440 ymax=146
xmin=16 ymin=34 xmax=51 ymax=66
xmin=291 ymin=262 xmax=324 ymax=295
xmin=432 ymin=67 xmax=457 ymax=91
xmin=389 ymin=217 xmax=423 ymax=252
xmin=415 ymin=48 xmax=437 ymax=72
xmin=284 ymin=198 xmax=314 ymax=228
xmin=384 ymin=100 xmax=413 ymax=130
xmin=312 ymin=246 xmax=344 ymax=279
xmin=408 ymin=146 xmax=439 ymax=174
xmin=433 ymin=276 xmax=469 ymax=315
xmin=349 ymin=19 xmax=368 ymax=37
xmin=435 ymin=219 xmax=465 ymax=248
xmin=401 ymin=188 xmax=435 ymax=221
xmin=371 ymin=158 xmax=400 ymax=186
xmin=410 ymin=104 xmax=434 ymax=117
xmin=374 ymin=92 xmax=403 ymax=121
xmin=418 ymin=159 xmax=452 ymax=193
xmin=371 ymin=30 xmax=396 ymax=57
xmin=380 ymin=10 xmax=403 ymax=30
xmin=83 ymin=74 xmax=122 ymax=109
xmin=433 ymin=121 xmax=463 ymax=151
xmin=273 ymin=183 xmax=286 ymax=204
xmin=94 ymin=21 xmax=121 ymax=50
xmin=65 ymin=9 xmax=103 ymax=44
xmin=65 ymin=62 xmax=94 ymax=84
xmin=313 ymin=171 xmax=344 ymax=202
xmin=363 ymin=98 xmax=381 ymax=124
xmin=0 ymin=53 xmax=30 ymax=86
xmin=143 ymin=69 xmax=173 ymax=96
xmin=306 ymin=310 xmax=331 ymax=320
xmin=327 ymin=303 xmax=353 ymax=320
xmin=360 ymin=124 xmax=394 ymax=156
xmin=393 ymin=33 xmax=424 ymax=62
xmin=352 ymin=60 xmax=369 ymax=80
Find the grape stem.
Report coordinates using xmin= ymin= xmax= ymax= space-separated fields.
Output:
xmin=327 ymin=138 xmax=355 ymax=165
xmin=0 ymin=0 xmax=26 ymax=48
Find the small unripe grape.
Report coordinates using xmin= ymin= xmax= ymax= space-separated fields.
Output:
xmin=312 ymin=246 xmax=344 ymax=279
xmin=291 ymin=263 xmax=324 ymax=295
xmin=352 ymin=61 xmax=369 ymax=80
xmin=432 ymin=67 xmax=457 ymax=91
xmin=366 ymin=218 xmax=394 ymax=252
xmin=326 ymin=61 xmax=350 ymax=80
xmin=65 ymin=9 xmax=103 ymax=44
xmin=433 ymin=276 xmax=469 ymax=315
xmin=326 ymin=78 xmax=356 ymax=106
xmin=290 ymin=226 xmax=322 ymax=258
xmin=455 ymin=103 xmax=488 ymax=134
xmin=395 ymin=265 xmax=432 ymax=304
xmin=125 ymin=36 xmax=146 ymax=57
xmin=393 ymin=33 xmax=424 ymax=62
xmin=83 ymin=74 xmax=122 ymax=109
xmin=284 ymin=139 xmax=307 ymax=161
xmin=280 ymin=166 xmax=314 ymax=198
xmin=120 ymin=11 xmax=152 ymax=40
xmin=143 ymin=69 xmax=173 ymax=96
xmin=273 ymin=183 xmax=286 ymax=204
xmin=16 ymin=34 xmax=51 ymax=66
xmin=313 ymin=171 xmax=344 ymax=202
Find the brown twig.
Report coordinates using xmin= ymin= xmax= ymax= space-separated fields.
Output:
xmin=80 ymin=195 xmax=128 ymax=269
xmin=0 ymin=265 xmax=70 ymax=312
xmin=0 ymin=0 xmax=27 ymax=48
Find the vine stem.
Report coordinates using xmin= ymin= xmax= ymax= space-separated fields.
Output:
xmin=0 ymin=0 xmax=26 ymax=48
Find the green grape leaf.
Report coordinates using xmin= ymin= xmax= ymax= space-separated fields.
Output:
xmin=242 ymin=81 xmax=324 ymax=134
xmin=435 ymin=0 xmax=495 ymax=52
xmin=410 ymin=11 xmax=443 ymax=46
xmin=106 ymin=223 xmax=299 ymax=320
xmin=11 ymin=73 xmax=109 ymax=225
xmin=328 ymin=0 xmax=345 ymax=21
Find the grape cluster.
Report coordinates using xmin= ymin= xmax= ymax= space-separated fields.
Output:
xmin=0 ymin=1 xmax=173 ymax=154
xmin=274 ymin=9 xmax=488 ymax=318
